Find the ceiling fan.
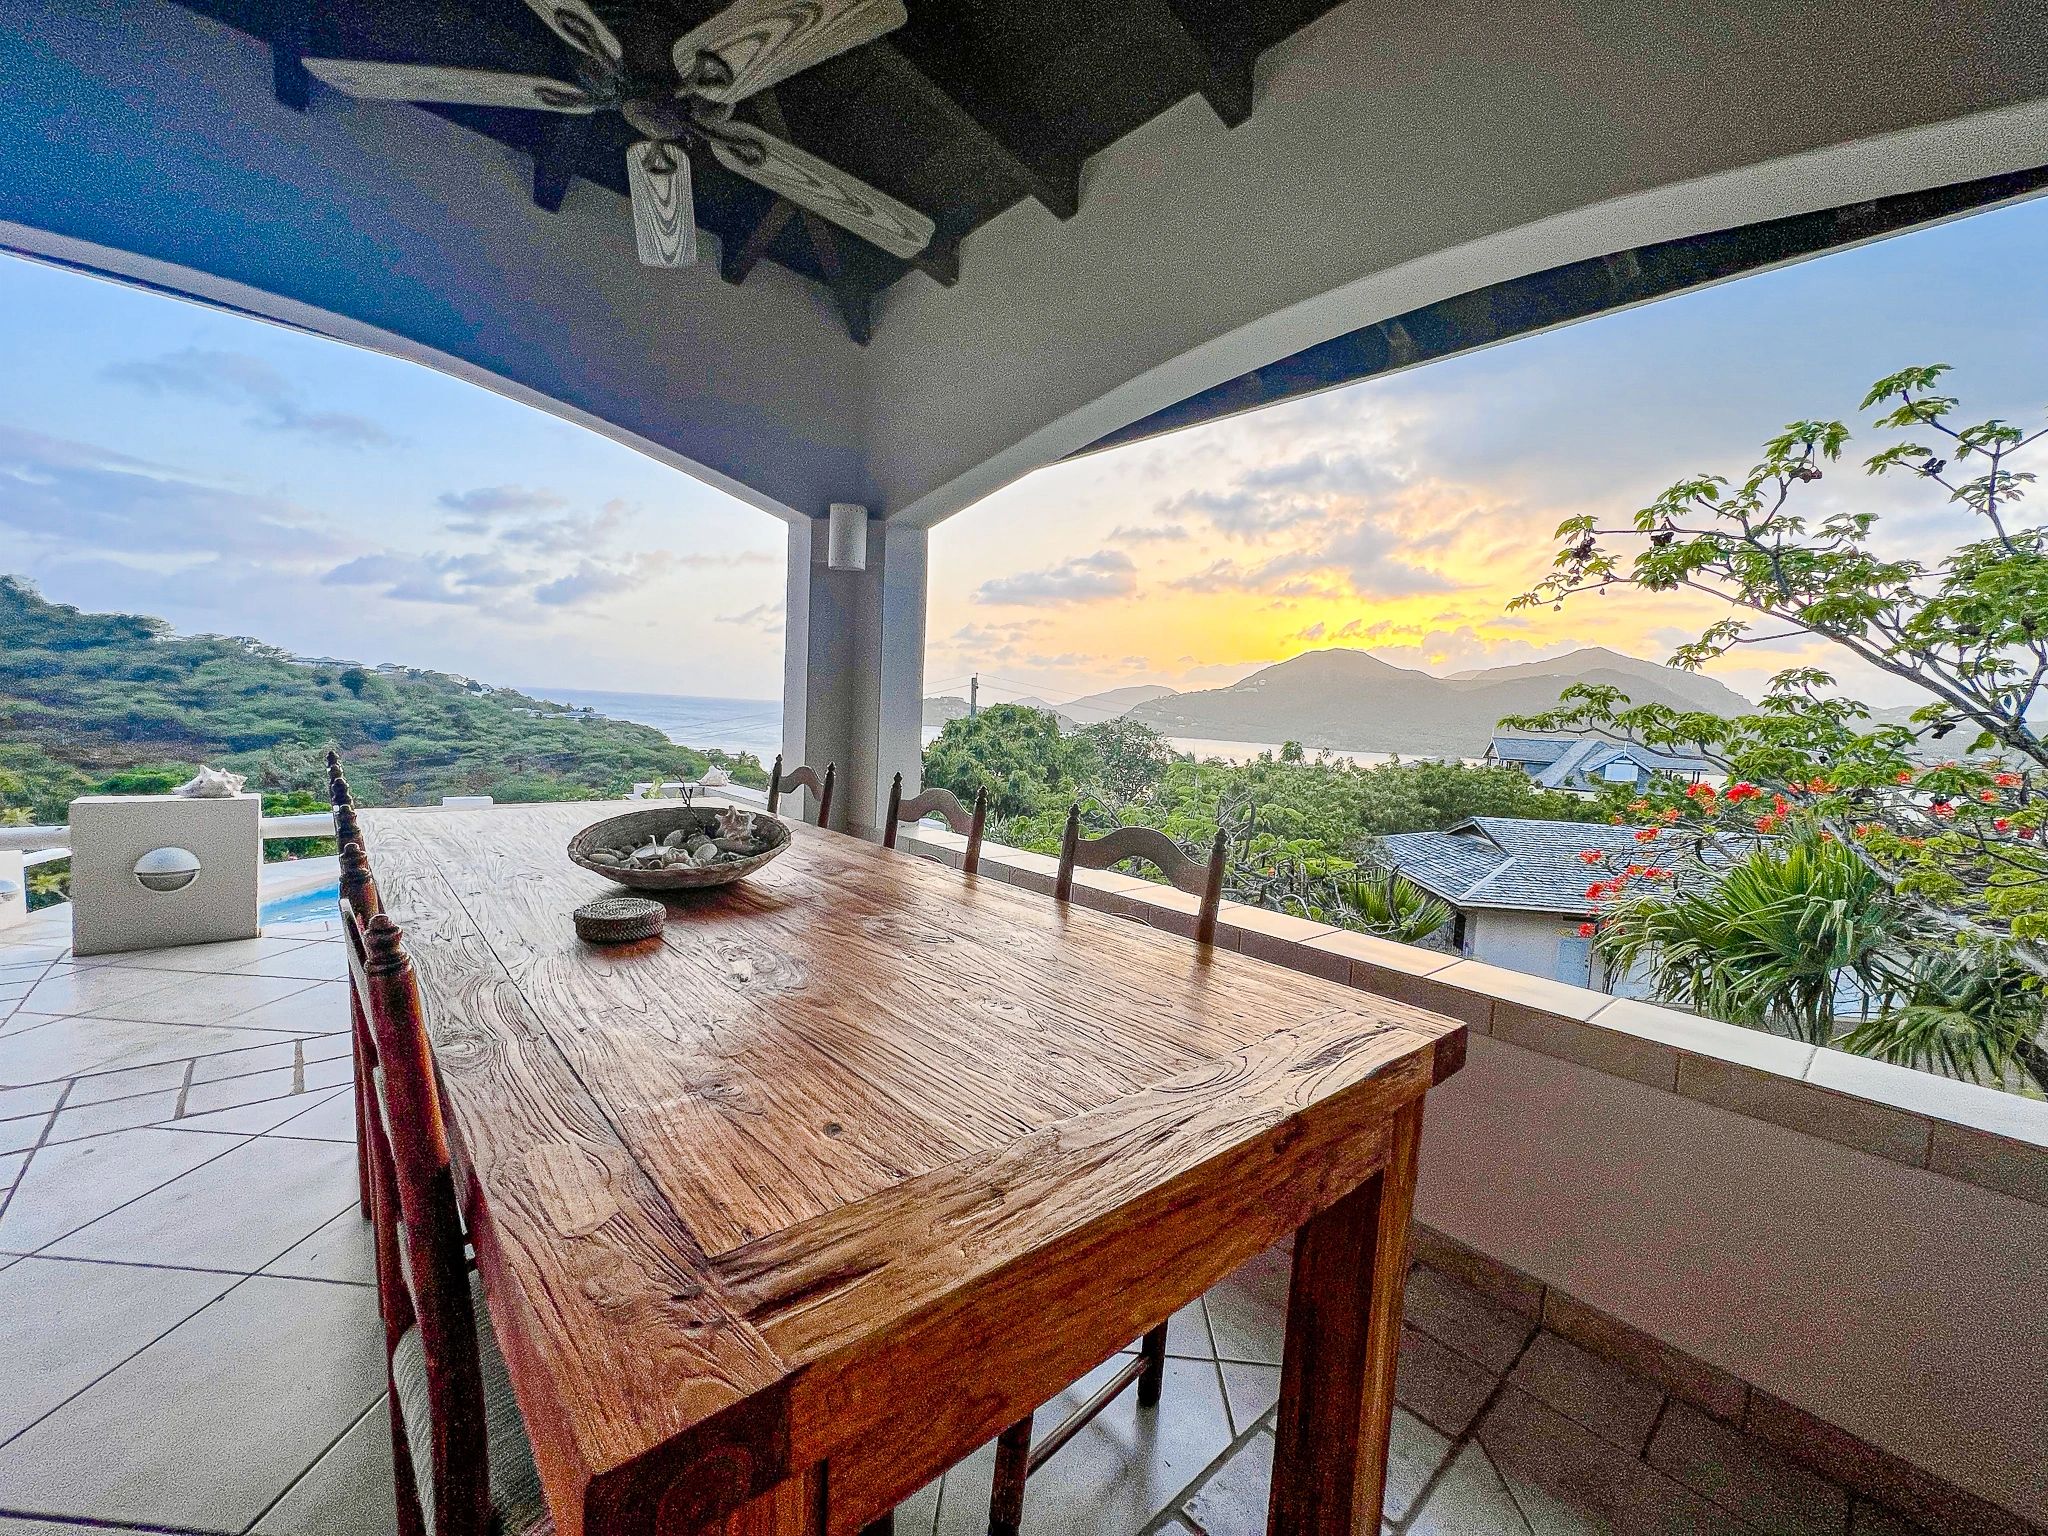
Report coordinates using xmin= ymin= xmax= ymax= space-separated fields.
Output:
xmin=302 ymin=0 xmax=935 ymax=268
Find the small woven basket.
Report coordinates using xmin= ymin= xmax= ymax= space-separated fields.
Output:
xmin=572 ymin=895 xmax=666 ymax=944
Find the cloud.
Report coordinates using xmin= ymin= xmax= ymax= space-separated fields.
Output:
xmin=1108 ymin=523 xmax=1189 ymax=543
xmin=437 ymin=486 xmax=570 ymax=519
xmin=105 ymin=348 xmax=396 ymax=449
xmin=718 ymin=600 xmax=785 ymax=633
xmin=977 ymin=550 xmax=1137 ymax=606
xmin=323 ymin=550 xmax=528 ymax=605
xmin=0 ymin=424 xmax=346 ymax=560
xmin=533 ymin=554 xmax=673 ymax=607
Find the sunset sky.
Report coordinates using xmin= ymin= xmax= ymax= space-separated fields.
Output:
xmin=3 ymin=191 xmax=2045 ymax=712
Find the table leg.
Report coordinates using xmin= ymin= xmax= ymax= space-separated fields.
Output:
xmin=710 ymin=1466 xmax=824 ymax=1536
xmin=1267 ymin=1100 xmax=1424 ymax=1535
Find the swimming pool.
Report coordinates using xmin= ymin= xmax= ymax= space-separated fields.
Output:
xmin=260 ymin=879 xmax=340 ymax=925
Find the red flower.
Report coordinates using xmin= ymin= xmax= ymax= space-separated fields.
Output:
xmin=1896 ymin=771 xmax=1915 ymax=785
xmin=1930 ymin=802 xmax=1955 ymax=819
xmin=1633 ymin=827 xmax=1658 ymax=843
xmin=1610 ymin=815 xmax=1626 ymax=826
xmin=1995 ymin=772 xmax=2022 ymax=788
xmin=1578 ymin=849 xmax=1604 ymax=865
xmin=1585 ymin=882 xmax=1606 ymax=900
xmin=1576 ymin=923 xmax=1596 ymax=938
xmin=1641 ymin=866 xmax=1672 ymax=879
xmin=1979 ymin=789 xmax=2000 ymax=803
xmin=1994 ymin=818 xmax=2011 ymax=832
xmin=1725 ymin=782 xmax=1761 ymax=801
xmin=1685 ymin=782 xmax=1716 ymax=799
xmin=2020 ymin=827 xmax=2039 ymax=840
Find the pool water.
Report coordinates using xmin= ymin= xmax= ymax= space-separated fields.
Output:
xmin=260 ymin=880 xmax=341 ymax=925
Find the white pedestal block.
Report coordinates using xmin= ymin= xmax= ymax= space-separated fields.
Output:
xmin=0 ymin=850 xmax=25 ymax=933
xmin=69 ymin=794 xmax=262 ymax=957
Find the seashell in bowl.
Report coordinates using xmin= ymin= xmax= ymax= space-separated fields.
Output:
xmin=567 ymin=806 xmax=792 ymax=891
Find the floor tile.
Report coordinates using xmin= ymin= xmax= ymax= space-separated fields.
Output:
xmin=1409 ymin=1442 xmax=1535 ymax=1536
xmin=252 ymin=1397 xmax=397 ymax=1536
xmin=0 ymin=1111 xmax=49 ymax=1155
xmin=1479 ymin=1386 xmax=1749 ymax=1535
xmin=1386 ymin=1407 xmax=1456 ymax=1523
xmin=0 ymin=980 xmax=32 ymax=1004
xmin=934 ymin=1356 xmax=1233 ymax=1536
xmin=17 ymin=966 xmax=181 ymax=1019
xmin=66 ymin=1058 xmax=190 ymax=1105
xmin=892 ymin=1474 xmax=942 ymax=1536
xmin=1404 ymin=1264 xmax=1538 ymax=1375
xmin=1649 ymin=1399 xmax=1848 ymax=1536
xmin=0 ymin=1126 xmax=245 ymax=1252
xmin=1509 ymin=1332 xmax=1666 ymax=1453
xmin=0 ymin=1082 xmax=63 ymax=1120
xmin=1204 ymin=1242 xmax=1289 ymax=1365
xmin=47 ymin=1088 xmax=185 ymax=1143
xmin=175 ymin=1084 xmax=353 ymax=1136
xmin=1395 ymin=1322 xmax=1501 ymax=1437
xmin=270 ymin=1087 xmax=360 ymax=1142
xmin=48 ymin=1134 xmax=358 ymax=1271
xmin=0 ymin=1149 xmax=25 ymax=1192
xmin=232 ymin=980 xmax=352 ymax=1035
xmin=1181 ymin=1430 xmax=1272 ymax=1536
xmin=190 ymin=1038 xmax=304 ymax=1084
xmin=1218 ymin=1361 xmax=1280 ymax=1435
xmin=181 ymin=1062 xmax=308 ymax=1117
xmin=0 ymin=1275 xmax=386 ymax=1531
xmin=77 ymin=937 xmax=315 ymax=976
xmin=235 ymin=945 xmax=348 ymax=982
xmin=264 ymin=1206 xmax=375 ymax=1285
xmin=0 ymin=1518 xmax=111 ymax=1536
xmin=93 ymin=973 xmax=323 ymax=1028
xmin=0 ymin=1014 xmax=307 ymax=1087
xmin=0 ymin=1255 xmax=239 ymax=1443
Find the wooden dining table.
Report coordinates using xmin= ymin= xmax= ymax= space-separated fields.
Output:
xmin=360 ymin=800 xmax=1466 ymax=1536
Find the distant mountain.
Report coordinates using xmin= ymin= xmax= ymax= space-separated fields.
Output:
xmin=1127 ymin=647 xmax=1753 ymax=756
xmin=922 ymin=683 xmax=1176 ymax=731
xmin=1064 ymin=684 xmax=1178 ymax=722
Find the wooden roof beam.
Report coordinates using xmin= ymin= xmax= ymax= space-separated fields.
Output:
xmin=754 ymin=92 xmax=874 ymax=343
xmin=272 ymin=0 xmax=311 ymax=111
xmin=1134 ymin=0 xmax=1256 ymax=127
xmin=867 ymin=39 xmax=1082 ymax=220
xmin=720 ymin=197 xmax=798 ymax=285
xmin=532 ymin=113 xmax=591 ymax=213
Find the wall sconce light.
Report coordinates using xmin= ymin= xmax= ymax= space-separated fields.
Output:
xmin=827 ymin=503 xmax=869 ymax=571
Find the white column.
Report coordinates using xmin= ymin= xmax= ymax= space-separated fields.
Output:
xmin=780 ymin=515 xmax=928 ymax=838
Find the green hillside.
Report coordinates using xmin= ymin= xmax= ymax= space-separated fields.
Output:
xmin=0 ymin=575 xmax=763 ymax=824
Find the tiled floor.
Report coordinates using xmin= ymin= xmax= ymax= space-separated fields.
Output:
xmin=0 ymin=904 xmax=1914 ymax=1536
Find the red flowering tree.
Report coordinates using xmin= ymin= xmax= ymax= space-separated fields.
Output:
xmin=1506 ymin=368 xmax=2047 ymax=1088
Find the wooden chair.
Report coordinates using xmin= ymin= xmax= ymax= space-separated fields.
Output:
xmin=347 ymin=905 xmax=549 ymax=1536
xmin=979 ymin=810 xmax=1229 ymax=1536
xmin=329 ymin=753 xmax=380 ymax=1221
xmin=1056 ymin=807 xmax=1229 ymax=947
xmin=882 ymin=774 xmax=987 ymax=874
xmin=766 ymin=753 xmax=835 ymax=830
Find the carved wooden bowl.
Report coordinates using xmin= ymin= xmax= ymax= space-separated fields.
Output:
xmin=566 ymin=806 xmax=791 ymax=891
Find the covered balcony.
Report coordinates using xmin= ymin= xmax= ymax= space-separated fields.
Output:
xmin=2 ymin=3 xmax=2045 ymax=1536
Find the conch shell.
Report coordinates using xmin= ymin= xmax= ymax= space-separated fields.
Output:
xmin=174 ymin=766 xmax=246 ymax=799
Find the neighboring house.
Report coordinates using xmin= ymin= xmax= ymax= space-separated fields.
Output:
xmin=1486 ymin=733 xmax=1713 ymax=794
xmin=1381 ymin=816 xmax=1655 ymax=994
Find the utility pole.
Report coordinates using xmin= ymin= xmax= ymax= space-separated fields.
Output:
xmin=969 ymin=674 xmax=979 ymax=718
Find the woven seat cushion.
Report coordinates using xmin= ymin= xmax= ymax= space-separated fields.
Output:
xmin=392 ymin=1269 xmax=549 ymax=1536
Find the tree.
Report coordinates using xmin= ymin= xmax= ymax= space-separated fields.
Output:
xmin=1334 ymin=864 xmax=1453 ymax=945
xmin=1072 ymin=717 xmax=1176 ymax=804
xmin=1511 ymin=365 xmax=2048 ymax=976
xmin=922 ymin=704 xmax=1078 ymax=819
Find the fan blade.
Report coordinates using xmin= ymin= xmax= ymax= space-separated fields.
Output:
xmin=710 ymin=123 xmax=931 ymax=257
xmin=676 ymin=0 xmax=906 ymax=103
xmin=302 ymin=58 xmax=594 ymax=112
xmin=524 ymin=0 xmax=624 ymax=75
xmin=627 ymin=141 xmax=698 ymax=267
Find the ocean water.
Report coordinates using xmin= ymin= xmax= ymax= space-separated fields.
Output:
xmin=526 ymin=687 xmax=784 ymax=761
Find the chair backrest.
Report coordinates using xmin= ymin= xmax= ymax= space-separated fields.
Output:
xmin=346 ymin=905 xmax=492 ymax=1536
xmin=883 ymin=774 xmax=987 ymax=873
xmin=766 ymin=753 xmax=835 ymax=829
xmin=1056 ymin=806 xmax=1228 ymax=947
xmin=339 ymin=837 xmax=382 ymax=922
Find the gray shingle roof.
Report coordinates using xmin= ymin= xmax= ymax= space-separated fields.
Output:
xmin=1488 ymin=733 xmax=1714 ymax=791
xmin=1381 ymin=816 xmax=1650 ymax=915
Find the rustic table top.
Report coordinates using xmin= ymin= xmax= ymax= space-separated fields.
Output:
xmin=361 ymin=800 xmax=1465 ymax=1536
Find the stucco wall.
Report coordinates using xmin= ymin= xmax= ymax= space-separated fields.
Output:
xmin=1417 ymin=1036 xmax=2048 ymax=1524
xmin=1468 ymin=908 xmax=1587 ymax=984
